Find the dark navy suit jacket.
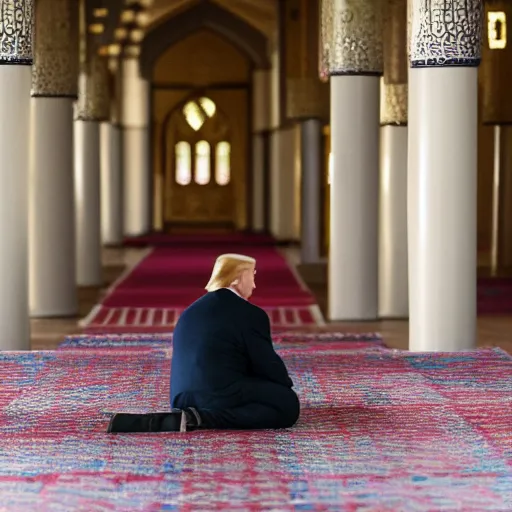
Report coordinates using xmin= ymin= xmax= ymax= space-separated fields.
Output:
xmin=170 ymin=288 xmax=293 ymax=409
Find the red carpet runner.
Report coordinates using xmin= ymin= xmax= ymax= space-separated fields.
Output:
xmin=81 ymin=235 xmax=324 ymax=333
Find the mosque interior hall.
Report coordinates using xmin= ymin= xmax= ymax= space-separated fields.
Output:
xmin=0 ymin=0 xmax=511 ymax=509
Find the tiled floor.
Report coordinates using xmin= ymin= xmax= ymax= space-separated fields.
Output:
xmin=30 ymin=246 xmax=512 ymax=355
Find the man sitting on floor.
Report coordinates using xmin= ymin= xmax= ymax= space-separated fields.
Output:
xmin=107 ymin=253 xmax=300 ymax=433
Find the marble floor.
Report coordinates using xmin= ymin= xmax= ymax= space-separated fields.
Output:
xmin=30 ymin=246 xmax=512 ymax=355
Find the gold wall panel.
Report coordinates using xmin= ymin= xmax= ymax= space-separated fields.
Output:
xmin=480 ymin=1 xmax=512 ymax=124
xmin=287 ymin=78 xmax=329 ymax=120
xmin=152 ymin=30 xmax=251 ymax=85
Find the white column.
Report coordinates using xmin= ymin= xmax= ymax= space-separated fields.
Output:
xmin=379 ymin=124 xmax=408 ymax=317
xmin=74 ymin=120 xmax=102 ymax=286
xmin=408 ymin=69 xmax=477 ymax=351
xmin=122 ymin=57 xmax=150 ymax=236
xmin=252 ymin=69 xmax=271 ymax=232
xmin=28 ymin=0 xmax=78 ymax=318
xmin=0 ymin=2 xmax=33 ymax=350
xmin=378 ymin=0 xmax=408 ymax=318
xmin=252 ymin=134 xmax=266 ymax=231
xmin=0 ymin=66 xmax=31 ymax=350
xmin=100 ymin=122 xmax=123 ymax=245
xmin=329 ymin=77 xmax=380 ymax=320
xmin=30 ymin=99 xmax=77 ymax=316
xmin=270 ymin=126 xmax=301 ymax=241
xmin=408 ymin=0 xmax=482 ymax=351
xmin=300 ymin=118 xmax=322 ymax=263
xmin=322 ymin=0 xmax=382 ymax=321
xmin=74 ymin=50 xmax=110 ymax=287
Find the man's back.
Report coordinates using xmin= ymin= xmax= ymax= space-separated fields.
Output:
xmin=170 ymin=289 xmax=256 ymax=406
xmin=170 ymin=288 xmax=293 ymax=409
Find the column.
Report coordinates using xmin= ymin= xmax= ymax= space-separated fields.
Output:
xmin=378 ymin=0 xmax=408 ymax=318
xmin=74 ymin=50 xmax=110 ymax=286
xmin=122 ymin=52 xmax=150 ymax=237
xmin=299 ymin=118 xmax=322 ymax=263
xmin=480 ymin=3 xmax=512 ymax=274
xmin=284 ymin=0 xmax=330 ymax=263
xmin=0 ymin=1 xmax=33 ymax=350
xmin=29 ymin=0 xmax=78 ymax=317
xmin=408 ymin=0 xmax=483 ymax=351
xmin=322 ymin=0 xmax=383 ymax=320
xmin=269 ymin=125 xmax=301 ymax=241
xmin=269 ymin=41 xmax=300 ymax=242
xmin=101 ymin=57 xmax=123 ymax=246
xmin=252 ymin=69 xmax=271 ymax=233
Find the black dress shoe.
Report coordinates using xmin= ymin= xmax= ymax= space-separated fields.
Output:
xmin=106 ymin=410 xmax=187 ymax=434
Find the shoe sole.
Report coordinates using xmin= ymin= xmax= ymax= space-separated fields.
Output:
xmin=106 ymin=412 xmax=187 ymax=434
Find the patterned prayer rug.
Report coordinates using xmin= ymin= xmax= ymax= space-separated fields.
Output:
xmin=58 ymin=331 xmax=384 ymax=351
xmin=1 ymin=345 xmax=511 ymax=509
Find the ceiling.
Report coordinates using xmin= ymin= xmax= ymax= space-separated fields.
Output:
xmin=90 ymin=0 xmax=277 ymax=55
xmin=146 ymin=0 xmax=277 ymax=36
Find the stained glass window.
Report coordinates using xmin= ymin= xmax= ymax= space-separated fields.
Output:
xmin=182 ymin=97 xmax=216 ymax=130
xmin=195 ymin=140 xmax=211 ymax=185
xmin=183 ymin=101 xmax=206 ymax=131
xmin=175 ymin=141 xmax=191 ymax=185
xmin=215 ymin=142 xmax=231 ymax=185
xmin=199 ymin=97 xmax=216 ymax=118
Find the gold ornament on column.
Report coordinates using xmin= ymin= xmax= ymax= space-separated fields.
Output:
xmin=0 ymin=0 xmax=34 ymax=64
xmin=321 ymin=0 xmax=383 ymax=75
xmin=31 ymin=0 xmax=78 ymax=97
xmin=109 ymin=58 xmax=123 ymax=126
xmin=381 ymin=0 xmax=407 ymax=125
xmin=380 ymin=83 xmax=407 ymax=125
xmin=284 ymin=0 xmax=329 ymax=119
xmin=75 ymin=50 xmax=110 ymax=121
xmin=319 ymin=0 xmax=332 ymax=82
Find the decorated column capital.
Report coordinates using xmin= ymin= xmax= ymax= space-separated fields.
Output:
xmin=320 ymin=0 xmax=383 ymax=76
xmin=0 ymin=0 xmax=34 ymax=65
xmin=381 ymin=0 xmax=408 ymax=125
xmin=74 ymin=51 xmax=110 ymax=121
xmin=283 ymin=0 xmax=329 ymax=119
xmin=109 ymin=58 xmax=123 ymax=126
xmin=409 ymin=0 xmax=483 ymax=68
xmin=380 ymin=82 xmax=408 ymax=125
xmin=31 ymin=0 xmax=78 ymax=97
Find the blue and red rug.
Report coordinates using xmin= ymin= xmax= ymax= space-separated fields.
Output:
xmin=1 ymin=342 xmax=511 ymax=510
xmin=58 ymin=331 xmax=384 ymax=351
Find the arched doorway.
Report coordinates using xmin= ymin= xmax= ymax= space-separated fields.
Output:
xmin=162 ymin=95 xmax=236 ymax=227
xmin=151 ymin=29 xmax=252 ymax=231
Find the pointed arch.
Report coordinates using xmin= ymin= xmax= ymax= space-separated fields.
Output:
xmin=140 ymin=0 xmax=270 ymax=79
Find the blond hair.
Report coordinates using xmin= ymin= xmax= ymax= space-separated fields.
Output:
xmin=205 ymin=253 xmax=256 ymax=292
